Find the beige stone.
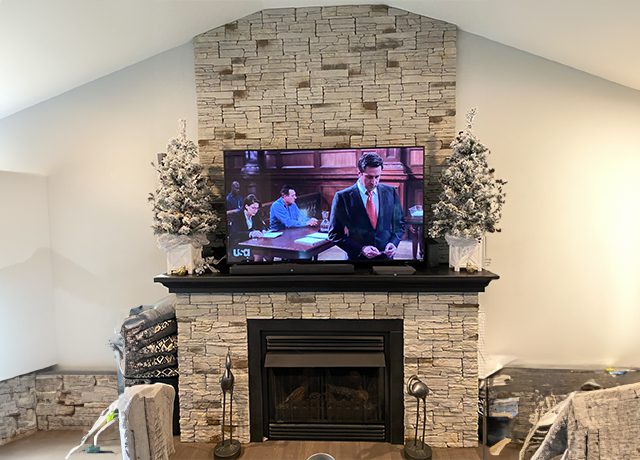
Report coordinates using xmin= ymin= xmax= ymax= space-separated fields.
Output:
xmin=189 ymin=4 xmax=466 ymax=447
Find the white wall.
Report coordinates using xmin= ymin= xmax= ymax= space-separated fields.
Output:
xmin=1 ymin=32 xmax=639 ymax=371
xmin=0 ymin=172 xmax=56 ymax=380
xmin=0 ymin=44 xmax=198 ymax=370
xmin=458 ymin=31 xmax=640 ymax=368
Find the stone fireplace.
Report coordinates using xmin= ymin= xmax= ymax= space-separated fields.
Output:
xmin=155 ymin=3 xmax=493 ymax=449
xmin=158 ymin=269 xmax=496 ymax=448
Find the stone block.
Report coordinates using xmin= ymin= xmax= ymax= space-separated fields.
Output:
xmin=35 ymin=375 xmax=61 ymax=392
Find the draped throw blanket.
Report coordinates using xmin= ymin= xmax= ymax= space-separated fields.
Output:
xmin=118 ymin=383 xmax=176 ymax=460
xmin=531 ymin=382 xmax=640 ymax=460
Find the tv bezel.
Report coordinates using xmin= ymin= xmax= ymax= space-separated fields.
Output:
xmin=221 ymin=146 xmax=427 ymax=268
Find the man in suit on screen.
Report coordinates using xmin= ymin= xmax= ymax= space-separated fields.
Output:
xmin=328 ymin=152 xmax=405 ymax=260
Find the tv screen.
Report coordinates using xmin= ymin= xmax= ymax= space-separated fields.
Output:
xmin=223 ymin=147 xmax=424 ymax=265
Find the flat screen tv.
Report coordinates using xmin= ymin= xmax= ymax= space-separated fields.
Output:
xmin=223 ymin=147 xmax=424 ymax=265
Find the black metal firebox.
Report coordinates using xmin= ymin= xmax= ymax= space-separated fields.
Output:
xmin=248 ymin=319 xmax=404 ymax=444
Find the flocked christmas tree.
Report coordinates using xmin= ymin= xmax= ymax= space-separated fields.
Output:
xmin=149 ymin=120 xmax=218 ymax=245
xmin=430 ymin=109 xmax=506 ymax=240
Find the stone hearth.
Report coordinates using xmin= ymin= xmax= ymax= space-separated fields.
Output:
xmin=174 ymin=290 xmax=480 ymax=448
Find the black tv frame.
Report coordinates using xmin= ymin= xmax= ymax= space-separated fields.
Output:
xmin=221 ymin=146 xmax=427 ymax=269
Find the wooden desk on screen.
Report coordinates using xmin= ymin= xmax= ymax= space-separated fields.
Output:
xmin=238 ymin=227 xmax=335 ymax=260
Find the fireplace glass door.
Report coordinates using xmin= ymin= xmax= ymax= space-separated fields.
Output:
xmin=269 ymin=366 xmax=384 ymax=425
xmin=263 ymin=335 xmax=387 ymax=441
xmin=248 ymin=320 xmax=404 ymax=444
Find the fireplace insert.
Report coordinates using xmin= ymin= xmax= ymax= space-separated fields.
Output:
xmin=248 ymin=319 xmax=403 ymax=443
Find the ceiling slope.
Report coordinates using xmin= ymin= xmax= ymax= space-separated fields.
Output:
xmin=1 ymin=0 xmax=639 ymax=119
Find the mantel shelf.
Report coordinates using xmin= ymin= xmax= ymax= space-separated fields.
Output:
xmin=154 ymin=265 xmax=499 ymax=293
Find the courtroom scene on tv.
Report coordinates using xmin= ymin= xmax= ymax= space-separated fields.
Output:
xmin=224 ymin=147 xmax=425 ymax=264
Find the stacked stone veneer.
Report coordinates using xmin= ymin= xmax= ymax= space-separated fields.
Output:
xmin=0 ymin=373 xmax=37 ymax=446
xmin=193 ymin=5 xmax=456 ymax=206
xmin=176 ymin=291 xmax=479 ymax=448
xmin=35 ymin=373 xmax=118 ymax=431
xmin=184 ymin=4 xmax=468 ymax=448
xmin=0 ymin=371 xmax=118 ymax=445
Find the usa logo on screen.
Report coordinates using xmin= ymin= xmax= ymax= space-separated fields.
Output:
xmin=232 ymin=248 xmax=251 ymax=258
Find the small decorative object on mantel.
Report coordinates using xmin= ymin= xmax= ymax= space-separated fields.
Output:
xmin=214 ymin=350 xmax=241 ymax=460
xmin=405 ymin=375 xmax=432 ymax=460
xmin=149 ymin=119 xmax=218 ymax=275
xmin=429 ymin=108 xmax=507 ymax=272
xmin=170 ymin=265 xmax=188 ymax=277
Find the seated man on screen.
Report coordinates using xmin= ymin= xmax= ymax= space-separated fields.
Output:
xmin=269 ymin=184 xmax=319 ymax=232
xmin=328 ymin=152 xmax=405 ymax=260
xmin=225 ymin=180 xmax=243 ymax=211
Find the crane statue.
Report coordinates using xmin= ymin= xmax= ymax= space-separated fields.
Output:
xmin=404 ymin=375 xmax=432 ymax=460
xmin=214 ymin=350 xmax=241 ymax=460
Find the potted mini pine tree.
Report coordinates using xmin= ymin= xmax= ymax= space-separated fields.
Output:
xmin=429 ymin=110 xmax=506 ymax=271
xmin=149 ymin=120 xmax=218 ymax=275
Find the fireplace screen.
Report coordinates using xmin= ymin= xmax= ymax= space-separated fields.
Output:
xmin=268 ymin=366 xmax=384 ymax=425
xmin=248 ymin=320 xmax=404 ymax=443
xmin=263 ymin=335 xmax=389 ymax=440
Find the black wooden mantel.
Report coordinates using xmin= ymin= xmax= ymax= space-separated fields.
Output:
xmin=154 ymin=265 xmax=499 ymax=293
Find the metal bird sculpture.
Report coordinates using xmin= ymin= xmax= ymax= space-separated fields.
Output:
xmin=220 ymin=351 xmax=234 ymax=445
xmin=405 ymin=375 xmax=432 ymax=460
xmin=214 ymin=350 xmax=241 ymax=460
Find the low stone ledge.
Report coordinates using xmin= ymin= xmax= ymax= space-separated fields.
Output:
xmin=0 ymin=373 xmax=37 ymax=446
xmin=33 ymin=371 xmax=118 ymax=432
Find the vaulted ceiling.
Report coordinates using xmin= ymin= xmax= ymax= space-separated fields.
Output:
xmin=1 ymin=0 xmax=639 ymax=119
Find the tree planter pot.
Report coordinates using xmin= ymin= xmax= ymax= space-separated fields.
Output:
xmin=445 ymin=234 xmax=483 ymax=272
xmin=166 ymin=242 xmax=202 ymax=274
xmin=157 ymin=234 xmax=208 ymax=275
